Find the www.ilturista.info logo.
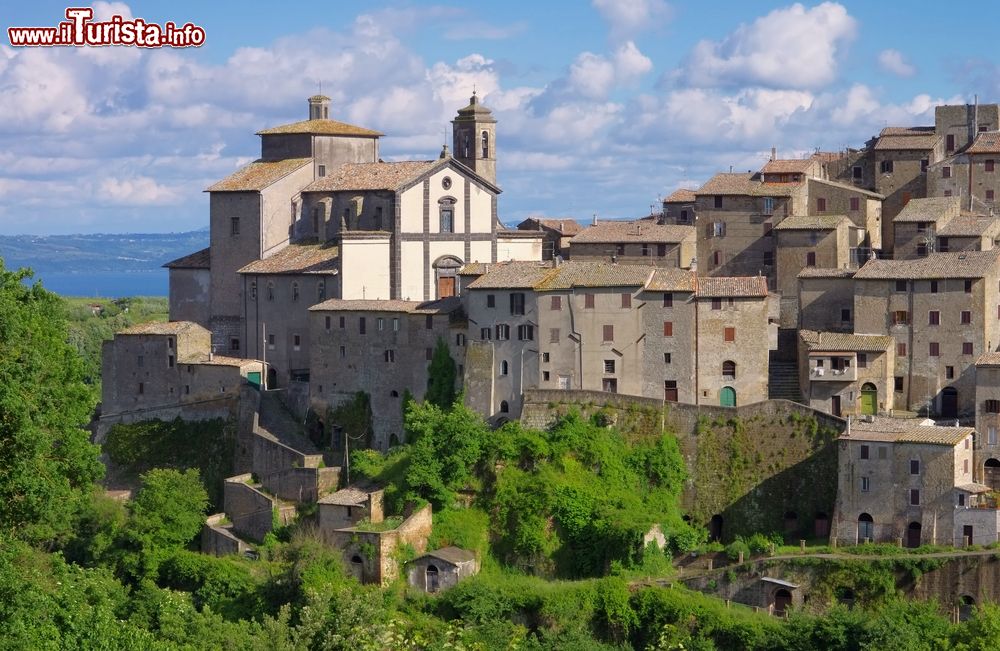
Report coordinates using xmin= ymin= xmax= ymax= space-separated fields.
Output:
xmin=8 ymin=8 xmax=205 ymax=48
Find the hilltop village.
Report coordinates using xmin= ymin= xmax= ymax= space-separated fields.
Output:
xmin=98 ymin=95 xmax=1000 ymax=611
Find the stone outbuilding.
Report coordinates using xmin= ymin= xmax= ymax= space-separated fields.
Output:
xmin=318 ymin=484 xmax=384 ymax=531
xmin=406 ymin=546 xmax=479 ymax=593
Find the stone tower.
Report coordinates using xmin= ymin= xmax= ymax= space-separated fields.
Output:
xmin=452 ymin=91 xmax=497 ymax=186
xmin=308 ymin=94 xmax=331 ymax=120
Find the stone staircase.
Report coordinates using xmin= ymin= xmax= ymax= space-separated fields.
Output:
xmin=768 ymin=357 xmax=803 ymax=403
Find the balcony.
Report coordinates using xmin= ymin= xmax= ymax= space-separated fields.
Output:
xmin=808 ymin=353 xmax=857 ymax=382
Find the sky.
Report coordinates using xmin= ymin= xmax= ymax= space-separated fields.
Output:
xmin=2 ymin=0 xmax=999 ymax=235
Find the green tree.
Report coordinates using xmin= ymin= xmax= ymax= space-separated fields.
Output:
xmin=425 ymin=336 xmax=457 ymax=409
xmin=128 ymin=468 xmax=209 ymax=550
xmin=0 ymin=264 xmax=103 ymax=544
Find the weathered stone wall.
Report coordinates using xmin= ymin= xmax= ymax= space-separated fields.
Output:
xmin=201 ymin=514 xmax=250 ymax=556
xmin=521 ymin=390 xmax=844 ymax=540
xmin=323 ymin=504 xmax=433 ymax=585
xmin=224 ymin=475 xmax=278 ymax=542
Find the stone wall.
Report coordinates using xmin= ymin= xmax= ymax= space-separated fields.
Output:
xmin=521 ymin=390 xmax=844 ymax=541
xmin=223 ymin=474 xmax=294 ymax=542
xmin=323 ymin=504 xmax=433 ymax=585
xmin=201 ymin=513 xmax=250 ymax=556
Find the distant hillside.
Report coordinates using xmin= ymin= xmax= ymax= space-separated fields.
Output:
xmin=0 ymin=229 xmax=209 ymax=274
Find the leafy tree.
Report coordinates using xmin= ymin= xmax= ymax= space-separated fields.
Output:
xmin=425 ymin=337 xmax=457 ymax=409
xmin=128 ymin=468 xmax=208 ymax=550
xmin=0 ymin=264 xmax=103 ymax=544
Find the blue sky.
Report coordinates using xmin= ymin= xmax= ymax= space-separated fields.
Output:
xmin=2 ymin=1 xmax=998 ymax=234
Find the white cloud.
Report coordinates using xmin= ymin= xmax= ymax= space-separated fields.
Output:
xmin=592 ymin=0 xmax=672 ymax=41
xmin=878 ymin=49 xmax=916 ymax=77
xmin=679 ymin=2 xmax=857 ymax=90
xmin=99 ymin=176 xmax=180 ymax=205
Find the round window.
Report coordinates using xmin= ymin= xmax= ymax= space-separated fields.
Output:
xmin=442 ymin=176 xmax=452 ymax=190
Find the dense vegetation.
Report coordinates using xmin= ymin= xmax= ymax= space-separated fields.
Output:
xmin=7 ymin=262 xmax=1000 ymax=649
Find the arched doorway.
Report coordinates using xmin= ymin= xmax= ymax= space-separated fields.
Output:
xmin=860 ymin=383 xmax=877 ymax=415
xmin=906 ymin=521 xmax=922 ymax=548
xmin=985 ymin=458 xmax=1000 ymax=490
xmin=814 ymin=512 xmax=830 ymax=538
xmin=783 ymin=511 xmax=798 ymax=534
xmin=433 ymin=255 xmax=463 ymax=298
xmin=857 ymin=513 xmax=874 ymax=544
xmin=941 ymin=387 xmax=958 ymax=419
xmin=266 ymin=367 xmax=277 ymax=390
xmin=720 ymin=386 xmax=736 ymax=407
xmin=709 ymin=514 xmax=724 ymax=542
xmin=426 ymin=564 xmax=440 ymax=593
xmin=959 ymin=595 xmax=976 ymax=622
xmin=773 ymin=589 xmax=792 ymax=617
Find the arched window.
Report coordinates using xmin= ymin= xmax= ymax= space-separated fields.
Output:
xmin=317 ymin=281 xmax=326 ymax=302
xmin=481 ymin=130 xmax=489 ymax=158
xmin=500 ymin=360 xmax=509 ymax=376
xmin=267 ymin=282 xmax=275 ymax=301
xmin=722 ymin=360 xmax=736 ymax=379
xmin=249 ymin=281 xmax=257 ymax=301
xmin=499 ymin=400 xmax=509 ymax=413
xmin=292 ymin=281 xmax=300 ymax=302
xmin=390 ymin=390 xmax=399 ymax=397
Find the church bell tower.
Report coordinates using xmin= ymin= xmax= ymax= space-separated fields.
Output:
xmin=452 ymin=91 xmax=497 ymax=186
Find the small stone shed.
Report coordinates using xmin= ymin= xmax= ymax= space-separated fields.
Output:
xmin=406 ymin=546 xmax=479 ymax=593
xmin=317 ymin=484 xmax=384 ymax=532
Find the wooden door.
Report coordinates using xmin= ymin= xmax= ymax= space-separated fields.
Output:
xmin=438 ymin=276 xmax=456 ymax=298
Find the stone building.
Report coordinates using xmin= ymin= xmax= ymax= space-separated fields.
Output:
xmin=796 ymin=268 xmax=857 ymax=333
xmin=832 ymin=417 xmax=975 ymax=547
xmin=461 ymin=261 xmax=773 ymax=419
xmin=661 ymin=188 xmax=697 ymax=225
xmin=975 ymin=353 xmax=1000 ymax=489
xmin=773 ymin=215 xmax=852 ymax=326
xmin=936 ymin=214 xmax=1000 ymax=254
xmin=406 ymin=547 xmax=479 ymax=593
xmin=927 ymin=132 xmax=1000 ymax=213
xmin=852 ymin=250 xmax=1000 ymax=417
xmin=100 ymin=321 xmax=261 ymax=426
xmin=798 ymin=330 xmax=895 ymax=417
xmin=308 ymin=297 xmax=464 ymax=449
xmin=870 ymin=128 xmax=942 ymax=249
xmin=568 ymin=220 xmax=695 ymax=269
xmin=516 ymin=217 xmax=582 ymax=259
xmin=891 ymin=197 xmax=963 ymax=259
xmin=158 ymin=93 xmax=542 ymax=388
xmin=317 ymin=485 xmax=385 ymax=531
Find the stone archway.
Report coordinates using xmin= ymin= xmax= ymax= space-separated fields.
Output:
xmin=986 ymin=458 xmax=1000 ymax=490
xmin=433 ymin=255 xmax=463 ymax=298
xmin=906 ymin=521 xmax=922 ymax=548
xmin=773 ymin=589 xmax=793 ymax=617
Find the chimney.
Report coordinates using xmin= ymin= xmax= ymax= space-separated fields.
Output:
xmin=308 ymin=95 xmax=331 ymax=120
xmin=770 ymin=147 xmax=776 ymax=161
xmin=846 ymin=415 xmax=851 ymax=438
xmin=439 ymin=144 xmax=450 ymax=159
xmin=592 ymin=213 xmax=597 ymax=226
xmin=559 ymin=221 xmax=564 ymax=233
xmin=689 ymin=256 xmax=697 ymax=273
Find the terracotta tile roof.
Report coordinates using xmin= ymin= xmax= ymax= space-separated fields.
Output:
xmin=207 ymin=158 xmax=312 ymax=192
xmin=534 ymin=262 xmax=653 ymax=289
xmin=256 ymin=118 xmax=382 ymax=137
xmin=800 ymin=329 xmax=893 ymax=352
xmin=664 ymin=188 xmax=697 ymax=203
xmin=965 ymin=131 xmax=1000 ymax=154
xmin=976 ymin=352 xmax=1000 ymax=367
xmin=892 ymin=196 xmax=961 ymax=223
xmin=797 ymin=267 xmax=857 ymax=279
xmin=309 ymin=296 xmax=461 ymax=314
xmin=696 ymin=276 xmax=768 ymax=298
xmin=873 ymin=134 xmax=940 ymax=150
xmin=418 ymin=546 xmax=476 ymax=565
xmin=880 ymin=126 xmax=935 ymax=137
xmin=458 ymin=262 xmax=489 ymax=276
xmin=647 ymin=268 xmax=697 ymax=292
xmin=807 ymin=177 xmax=884 ymax=199
xmin=853 ymin=250 xmax=1000 ymax=280
xmin=695 ymin=172 xmax=801 ymax=197
xmin=188 ymin=355 xmax=260 ymax=368
xmin=516 ymin=218 xmax=583 ymax=235
xmin=304 ymin=160 xmax=436 ymax=192
xmin=761 ymin=159 xmax=815 ymax=174
xmin=117 ymin=321 xmax=207 ymax=336
xmin=318 ymin=485 xmax=380 ymax=506
xmin=465 ymin=261 xmax=556 ymax=289
xmin=957 ymin=482 xmax=991 ymax=494
xmin=237 ymin=243 xmax=339 ymax=275
xmin=164 ymin=247 xmax=210 ymax=269
xmin=937 ymin=214 xmax=1000 ymax=237
xmin=773 ymin=215 xmax=850 ymax=230
xmin=569 ymin=221 xmax=695 ymax=243
xmin=844 ymin=417 xmax=972 ymax=446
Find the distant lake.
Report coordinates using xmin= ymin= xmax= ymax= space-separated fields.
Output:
xmin=30 ymin=270 xmax=168 ymax=297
